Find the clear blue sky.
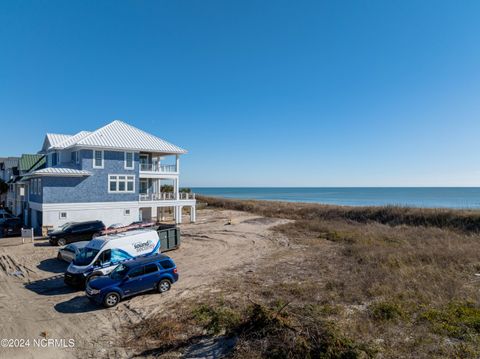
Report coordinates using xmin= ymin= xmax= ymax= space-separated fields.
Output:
xmin=1 ymin=1 xmax=480 ymax=187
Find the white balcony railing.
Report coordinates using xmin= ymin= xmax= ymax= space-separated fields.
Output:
xmin=139 ymin=192 xmax=195 ymax=201
xmin=179 ymin=192 xmax=195 ymax=200
xmin=140 ymin=163 xmax=177 ymax=173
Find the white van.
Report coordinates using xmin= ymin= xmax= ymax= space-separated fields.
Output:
xmin=64 ymin=229 xmax=161 ymax=287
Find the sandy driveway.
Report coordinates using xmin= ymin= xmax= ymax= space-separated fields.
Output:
xmin=0 ymin=209 xmax=288 ymax=359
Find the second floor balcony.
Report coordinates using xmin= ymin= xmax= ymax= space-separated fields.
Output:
xmin=139 ymin=163 xmax=177 ymax=174
xmin=139 ymin=192 xmax=195 ymax=201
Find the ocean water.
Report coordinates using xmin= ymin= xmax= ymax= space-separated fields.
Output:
xmin=191 ymin=187 xmax=480 ymax=209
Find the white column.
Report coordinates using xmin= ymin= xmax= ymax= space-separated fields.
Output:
xmin=176 ymin=154 xmax=180 ymax=173
xmin=177 ymin=206 xmax=183 ymax=224
xmin=190 ymin=205 xmax=196 ymax=223
xmin=174 ymin=177 xmax=179 ymax=200
xmin=151 ymin=206 xmax=157 ymax=222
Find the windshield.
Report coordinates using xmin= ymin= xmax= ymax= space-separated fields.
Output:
xmin=59 ymin=222 xmax=73 ymax=231
xmin=73 ymin=247 xmax=99 ymax=266
xmin=110 ymin=264 xmax=129 ymax=280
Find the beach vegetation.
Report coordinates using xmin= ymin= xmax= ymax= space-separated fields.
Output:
xmin=125 ymin=197 xmax=480 ymax=358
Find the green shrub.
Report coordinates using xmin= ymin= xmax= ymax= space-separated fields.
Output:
xmin=420 ymin=302 xmax=480 ymax=339
xmin=369 ymin=301 xmax=405 ymax=321
xmin=192 ymin=304 xmax=241 ymax=335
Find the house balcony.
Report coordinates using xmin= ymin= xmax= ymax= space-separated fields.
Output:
xmin=139 ymin=192 xmax=195 ymax=201
xmin=139 ymin=163 xmax=178 ymax=178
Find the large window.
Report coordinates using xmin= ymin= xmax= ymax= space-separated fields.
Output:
xmin=50 ymin=152 xmax=58 ymax=166
xmin=93 ymin=150 xmax=104 ymax=168
xmin=71 ymin=151 xmax=79 ymax=164
xmin=124 ymin=152 xmax=134 ymax=169
xmin=30 ymin=178 xmax=42 ymax=195
xmin=108 ymin=175 xmax=135 ymax=193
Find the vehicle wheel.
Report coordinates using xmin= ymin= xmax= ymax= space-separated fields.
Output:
xmin=103 ymin=292 xmax=120 ymax=308
xmin=57 ymin=238 xmax=66 ymax=246
xmin=158 ymin=279 xmax=171 ymax=293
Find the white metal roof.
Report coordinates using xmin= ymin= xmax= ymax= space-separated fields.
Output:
xmin=52 ymin=131 xmax=92 ymax=149
xmin=25 ymin=167 xmax=92 ymax=178
xmin=46 ymin=133 xmax=72 ymax=148
xmin=70 ymin=120 xmax=187 ymax=154
xmin=41 ymin=121 xmax=187 ymax=154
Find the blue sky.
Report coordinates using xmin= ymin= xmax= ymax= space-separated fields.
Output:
xmin=1 ymin=1 xmax=480 ymax=187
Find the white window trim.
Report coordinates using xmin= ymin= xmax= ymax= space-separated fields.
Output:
xmin=93 ymin=150 xmax=104 ymax=169
xmin=108 ymin=174 xmax=135 ymax=193
xmin=124 ymin=209 xmax=131 ymax=216
xmin=124 ymin=152 xmax=134 ymax=170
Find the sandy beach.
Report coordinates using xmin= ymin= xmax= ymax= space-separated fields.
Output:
xmin=0 ymin=209 xmax=288 ymax=359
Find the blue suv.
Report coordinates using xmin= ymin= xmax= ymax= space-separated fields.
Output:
xmin=86 ymin=254 xmax=178 ymax=308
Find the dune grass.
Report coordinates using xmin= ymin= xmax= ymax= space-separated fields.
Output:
xmin=197 ymin=195 xmax=480 ymax=232
xmin=127 ymin=197 xmax=480 ymax=358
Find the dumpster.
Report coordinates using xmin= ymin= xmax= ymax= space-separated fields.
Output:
xmin=157 ymin=224 xmax=180 ymax=252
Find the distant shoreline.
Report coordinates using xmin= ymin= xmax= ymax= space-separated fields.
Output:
xmin=192 ymin=187 xmax=480 ymax=209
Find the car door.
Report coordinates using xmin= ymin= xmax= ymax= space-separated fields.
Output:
xmin=136 ymin=263 xmax=160 ymax=292
xmin=62 ymin=245 xmax=76 ymax=262
xmin=68 ymin=224 xmax=85 ymax=243
xmin=84 ymin=223 xmax=100 ymax=240
xmin=78 ymin=223 xmax=95 ymax=241
xmin=121 ymin=266 xmax=145 ymax=296
xmin=94 ymin=249 xmax=113 ymax=274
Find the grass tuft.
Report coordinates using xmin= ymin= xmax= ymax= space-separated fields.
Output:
xmin=369 ymin=301 xmax=406 ymax=321
xmin=420 ymin=302 xmax=480 ymax=339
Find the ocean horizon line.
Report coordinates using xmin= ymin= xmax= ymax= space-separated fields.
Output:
xmin=190 ymin=186 xmax=480 ymax=188
xmin=190 ymin=187 xmax=480 ymax=209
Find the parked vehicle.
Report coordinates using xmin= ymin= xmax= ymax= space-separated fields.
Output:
xmin=48 ymin=221 xmax=105 ymax=246
xmin=0 ymin=217 xmax=22 ymax=237
xmin=0 ymin=212 xmax=18 ymax=225
xmin=57 ymin=241 xmax=90 ymax=263
xmin=86 ymin=254 xmax=178 ymax=307
xmin=64 ymin=229 xmax=161 ymax=287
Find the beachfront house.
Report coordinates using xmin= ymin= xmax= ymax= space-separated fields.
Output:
xmin=21 ymin=120 xmax=196 ymax=231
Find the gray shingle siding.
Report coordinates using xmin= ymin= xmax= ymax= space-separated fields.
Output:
xmin=29 ymin=184 xmax=43 ymax=203
xmin=41 ymin=150 xmax=139 ymax=203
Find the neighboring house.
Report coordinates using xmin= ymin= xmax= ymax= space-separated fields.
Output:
xmin=22 ymin=120 xmax=196 ymax=231
xmin=0 ymin=155 xmax=45 ymax=216
xmin=10 ymin=154 xmax=45 ymax=217
xmin=1 ymin=157 xmax=20 ymax=209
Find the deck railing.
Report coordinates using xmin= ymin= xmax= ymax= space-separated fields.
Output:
xmin=179 ymin=192 xmax=195 ymax=200
xmin=139 ymin=192 xmax=195 ymax=201
xmin=139 ymin=163 xmax=177 ymax=173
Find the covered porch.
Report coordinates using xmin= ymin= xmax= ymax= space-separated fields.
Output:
xmin=139 ymin=203 xmax=196 ymax=224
